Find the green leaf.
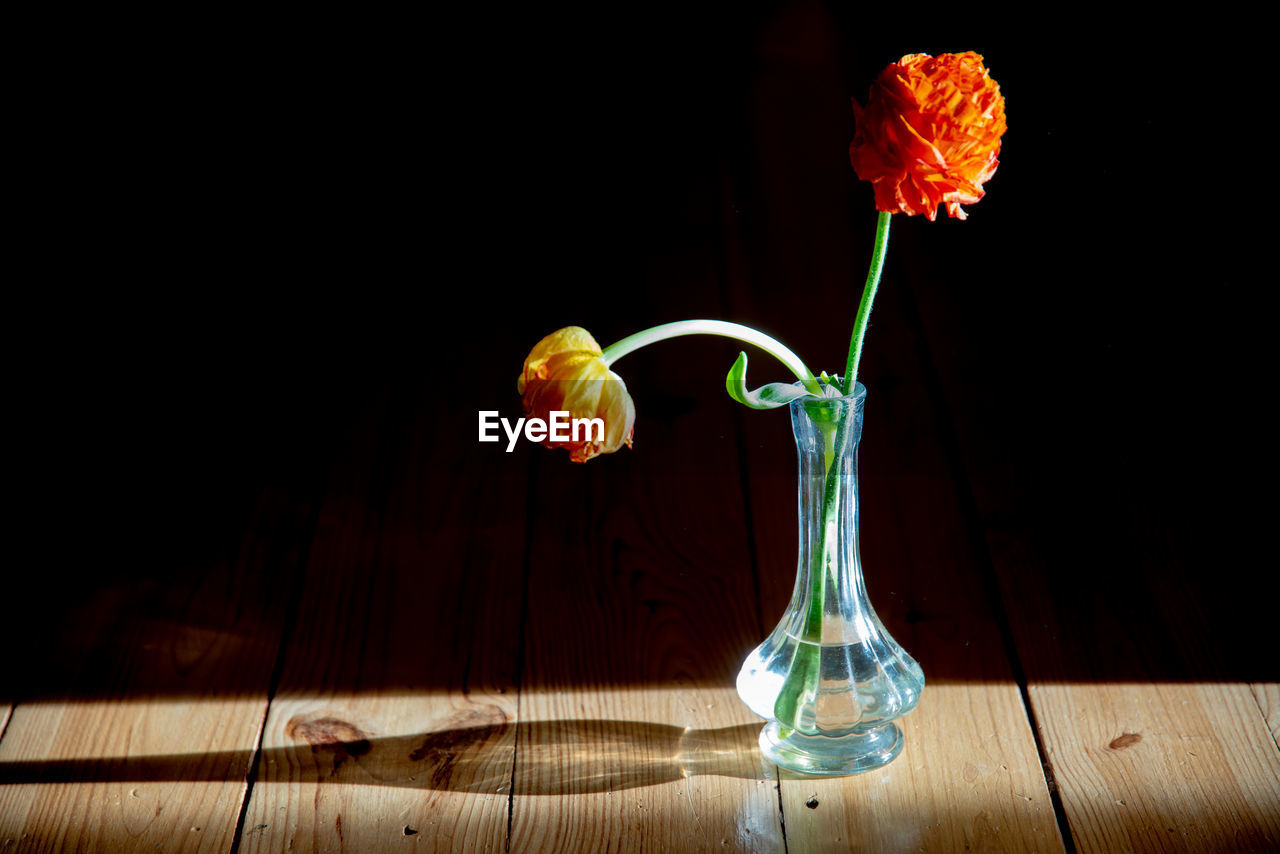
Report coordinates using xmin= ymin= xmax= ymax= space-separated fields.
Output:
xmin=725 ymin=351 xmax=831 ymax=410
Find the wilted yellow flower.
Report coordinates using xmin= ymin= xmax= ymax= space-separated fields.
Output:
xmin=517 ymin=326 xmax=636 ymax=462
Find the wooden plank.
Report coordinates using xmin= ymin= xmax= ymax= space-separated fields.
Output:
xmin=237 ymin=388 xmax=525 ymax=853
xmin=0 ymin=482 xmax=317 ymax=853
xmin=898 ymin=217 xmax=1280 ymax=853
xmin=709 ymin=20 xmax=1063 ymax=843
xmin=728 ymin=282 xmax=1064 ymax=852
xmin=509 ymin=341 xmax=786 ymax=853
xmin=772 ymin=685 xmax=1063 ymax=853
xmin=0 ymin=699 xmax=263 ymax=853
xmin=1253 ymin=683 xmax=1279 ymax=745
xmin=1029 ymin=682 xmax=1280 ymax=853
xmin=979 ymin=518 xmax=1280 ymax=853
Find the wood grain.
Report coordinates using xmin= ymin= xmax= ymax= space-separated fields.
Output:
xmin=7 ymin=12 xmax=1274 ymax=854
xmin=732 ymin=288 xmax=1064 ymax=852
xmin=1252 ymin=683 xmax=1279 ymax=745
xmin=237 ymin=390 xmax=526 ymax=853
xmin=0 ymin=698 xmax=263 ymax=853
xmin=1030 ymin=682 xmax=1280 ymax=854
xmin=975 ymin=520 xmax=1280 ymax=854
xmin=0 ymin=483 xmax=316 ymax=853
xmin=508 ymin=347 xmax=785 ymax=853
xmin=776 ymin=684 xmax=1063 ymax=853
xmin=899 ymin=220 xmax=1280 ymax=854
xmin=714 ymin=29 xmax=1064 ymax=842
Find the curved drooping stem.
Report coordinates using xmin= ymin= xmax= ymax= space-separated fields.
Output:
xmin=602 ymin=320 xmax=824 ymax=396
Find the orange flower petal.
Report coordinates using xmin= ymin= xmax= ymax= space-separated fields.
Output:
xmin=850 ymin=52 xmax=1007 ymax=220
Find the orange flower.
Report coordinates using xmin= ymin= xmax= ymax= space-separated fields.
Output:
xmin=850 ymin=52 xmax=1007 ymax=221
xmin=517 ymin=326 xmax=636 ymax=462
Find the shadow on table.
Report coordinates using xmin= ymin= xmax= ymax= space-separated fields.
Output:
xmin=0 ymin=718 xmax=771 ymax=795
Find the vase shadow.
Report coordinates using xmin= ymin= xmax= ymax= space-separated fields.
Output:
xmin=0 ymin=719 xmax=770 ymax=796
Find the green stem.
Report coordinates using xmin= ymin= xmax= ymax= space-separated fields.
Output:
xmin=841 ymin=211 xmax=892 ymax=395
xmin=774 ymin=408 xmax=848 ymax=730
xmin=804 ymin=419 xmax=843 ymax=640
xmin=763 ymin=213 xmax=889 ymax=729
xmin=601 ymin=319 xmax=823 ymax=396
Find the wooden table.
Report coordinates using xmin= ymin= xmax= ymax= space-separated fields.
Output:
xmin=3 ymin=11 xmax=1275 ymax=853
xmin=3 ymin=246 xmax=1275 ymax=851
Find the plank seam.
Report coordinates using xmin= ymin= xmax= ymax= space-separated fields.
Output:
xmin=732 ymin=401 xmax=790 ymax=854
xmin=228 ymin=486 xmax=324 ymax=854
xmin=716 ymin=182 xmax=790 ymax=850
xmin=774 ymin=765 xmax=790 ymax=854
xmin=1250 ymin=684 xmax=1280 ymax=755
xmin=505 ymin=451 xmax=538 ymax=854
xmin=896 ymin=271 xmax=1078 ymax=854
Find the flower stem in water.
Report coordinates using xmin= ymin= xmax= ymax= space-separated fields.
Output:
xmin=773 ymin=410 xmax=847 ymax=732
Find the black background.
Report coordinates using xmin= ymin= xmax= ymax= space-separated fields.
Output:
xmin=12 ymin=5 xmax=1267 ymax=670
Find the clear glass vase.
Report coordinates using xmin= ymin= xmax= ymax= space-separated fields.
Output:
xmin=736 ymin=383 xmax=924 ymax=775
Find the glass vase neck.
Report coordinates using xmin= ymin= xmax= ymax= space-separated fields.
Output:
xmin=787 ymin=383 xmax=869 ymax=646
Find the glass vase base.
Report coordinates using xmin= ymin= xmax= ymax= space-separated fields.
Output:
xmin=758 ymin=721 xmax=904 ymax=777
